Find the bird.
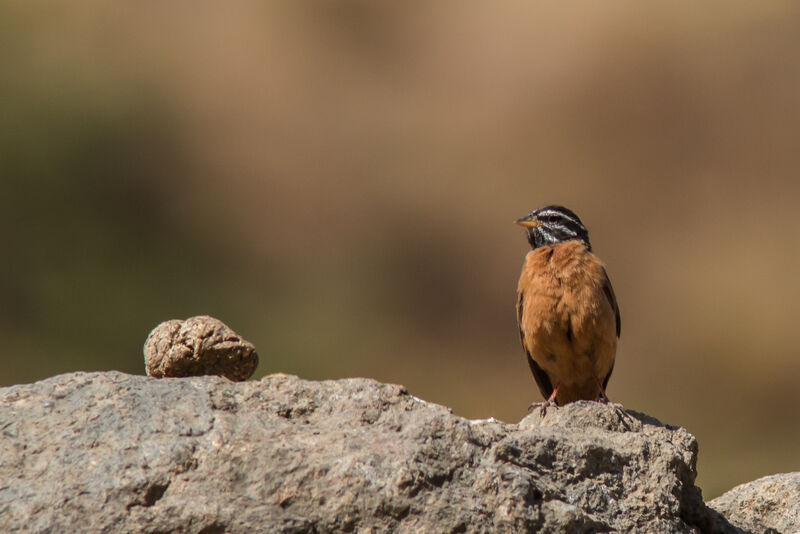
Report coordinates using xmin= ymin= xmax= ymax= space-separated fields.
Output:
xmin=515 ymin=205 xmax=620 ymax=412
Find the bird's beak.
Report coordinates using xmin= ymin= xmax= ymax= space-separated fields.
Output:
xmin=515 ymin=215 xmax=540 ymax=229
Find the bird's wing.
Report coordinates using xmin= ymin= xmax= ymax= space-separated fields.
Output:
xmin=602 ymin=268 xmax=621 ymax=338
xmin=527 ymin=351 xmax=555 ymax=400
xmin=516 ymin=290 xmax=555 ymax=400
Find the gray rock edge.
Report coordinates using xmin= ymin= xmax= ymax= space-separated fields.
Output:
xmin=0 ymin=372 xmax=778 ymax=534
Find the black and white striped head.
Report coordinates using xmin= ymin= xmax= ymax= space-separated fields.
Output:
xmin=515 ymin=205 xmax=591 ymax=251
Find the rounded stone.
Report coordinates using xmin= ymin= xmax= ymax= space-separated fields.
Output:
xmin=143 ymin=315 xmax=258 ymax=381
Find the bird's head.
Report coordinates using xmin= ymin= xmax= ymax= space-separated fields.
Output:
xmin=516 ymin=205 xmax=591 ymax=251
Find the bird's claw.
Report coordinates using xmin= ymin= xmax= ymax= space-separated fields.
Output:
xmin=528 ymin=399 xmax=559 ymax=418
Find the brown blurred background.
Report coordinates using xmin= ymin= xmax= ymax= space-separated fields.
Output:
xmin=2 ymin=2 xmax=799 ymax=499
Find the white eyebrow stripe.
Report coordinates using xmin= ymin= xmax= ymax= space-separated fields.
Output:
xmin=537 ymin=208 xmax=582 ymax=228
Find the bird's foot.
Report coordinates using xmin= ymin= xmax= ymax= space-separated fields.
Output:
xmin=527 ymin=399 xmax=559 ymax=418
xmin=595 ymin=381 xmax=623 ymax=408
xmin=530 ymin=386 xmax=560 ymax=418
xmin=595 ymin=395 xmax=624 ymax=408
xmin=594 ymin=391 xmax=632 ymax=428
xmin=594 ymin=382 xmax=630 ymax=419
xmin=599 ymin=398 xmax=628 ymax=414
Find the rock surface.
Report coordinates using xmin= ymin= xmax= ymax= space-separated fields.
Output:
xmin=143 ymin=315 xmax=258 ymax=381
xmin=0 ymin=372 xmax=742 ymax=533
xmin=708 ymin=472 xmax=800 ymax=534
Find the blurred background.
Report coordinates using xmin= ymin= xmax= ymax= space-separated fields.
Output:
xmin=2 ymin=1 xmax=799 ymax=498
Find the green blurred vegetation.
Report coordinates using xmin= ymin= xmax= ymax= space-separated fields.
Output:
xmin=2 ymin=2 xmax=799 ymax=499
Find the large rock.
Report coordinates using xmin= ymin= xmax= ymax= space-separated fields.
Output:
xmin=708 ymin=473 xmax=800 ymax=534
xmin=0 ymin=372 xmax=739 ymax=533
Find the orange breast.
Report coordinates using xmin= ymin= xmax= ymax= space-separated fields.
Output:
xmin=516 ymin=241 xmax=617 ymax=404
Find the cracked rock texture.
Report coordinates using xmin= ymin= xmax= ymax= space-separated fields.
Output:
xmin=143 ymin=315 xmax=258 ymax=381
xmin=708 ymin=473 xmax=800 ymax=534
xmin=0 ymin=372 xmax=746 ymax=533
